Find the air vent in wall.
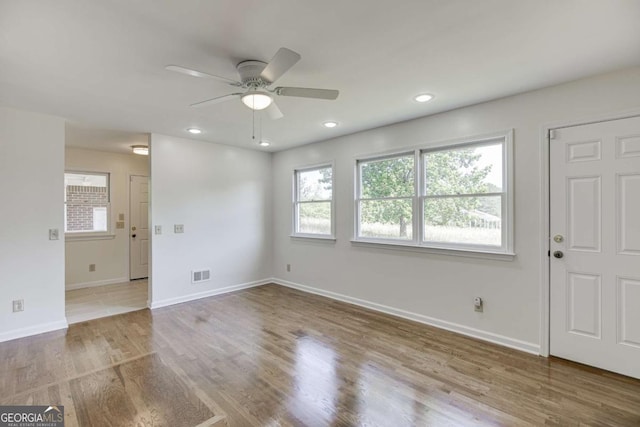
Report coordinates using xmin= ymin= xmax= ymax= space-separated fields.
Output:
xmin=191 ymin=269 xmax=211 ymax=284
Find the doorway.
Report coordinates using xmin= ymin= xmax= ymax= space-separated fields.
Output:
xmin=548 ymin=115 xmax=640 ymax=379
xmin=63 ymin=128 xmax=151 ymax=324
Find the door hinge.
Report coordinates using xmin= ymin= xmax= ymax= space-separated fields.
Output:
xmin=547 ymin=250 xmax=550 ymax=257
xmin=548 ymin=129 xmax=557 ymax=140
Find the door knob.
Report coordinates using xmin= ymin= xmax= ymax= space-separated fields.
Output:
xmin=553 ymin=250 xmax=564 ymax=259
xmin=132 ymin=234 xmax=137 ymax=238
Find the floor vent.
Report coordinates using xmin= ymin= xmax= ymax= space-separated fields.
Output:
xmin=191 ymin=269 xmax=211 ymax=284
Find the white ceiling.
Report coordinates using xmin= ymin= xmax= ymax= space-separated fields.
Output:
xmin=1 ymin=1 xmax=639 ymax=152
xmin=65 ymin=123 xmax=149 ymax=154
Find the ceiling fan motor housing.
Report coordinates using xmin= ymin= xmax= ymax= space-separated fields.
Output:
xmin=236 ymin=60 xmax=269 ymax=87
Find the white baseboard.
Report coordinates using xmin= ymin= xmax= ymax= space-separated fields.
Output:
xmin=0 ymin=319 xmax=68 ymax=343
xmin=66 ymin=277 xmax=130 ymax=291
xmin=149 ymin=278 xmax=270 ymax=309
xmin=271 ymin=278 xmax=540 ymax=355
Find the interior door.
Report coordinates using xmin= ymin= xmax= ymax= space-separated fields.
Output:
xmin=550 ymin=116 xmax=640 ymax=379
xmin=130 ymin=175 xmax=149 ymax=280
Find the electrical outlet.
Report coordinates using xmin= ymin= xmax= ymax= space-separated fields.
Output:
xmin=13 ymin=299 xmax=24 ymax=312
xmin=286 ymin=264 xmax=291 ymax=272
xmin=49 ymin=229 xmax=59 ymax=240
xmin=89 ymin=264 xmax=96 ymax=272
xmin=474 ymin=297 xmax=483 ymax=312
xmin=155 ymin=225 xmax=162 ymax=235
xmin=174 ymin=224 xmax=184 ymax=233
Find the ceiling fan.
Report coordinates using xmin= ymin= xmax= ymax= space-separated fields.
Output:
xmin=166 ymin=47 xmax=339 ymax=120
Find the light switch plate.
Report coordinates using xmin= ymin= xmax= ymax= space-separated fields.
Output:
xmin=155 ymin=225 xmax=162 ymax=235
xmin=174 ymin=224 xmax=184 ymax=233
xmin=118 ymin=213 xmax=125 ymax=221
xmin=116 ymin=221 xmax=125 ymax=229
xmin=13 ymin=299 xmax=24 ymax=312
xmin=49 ymin=229 xmax=59 ymax=240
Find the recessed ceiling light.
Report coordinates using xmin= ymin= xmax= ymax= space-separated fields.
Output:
xmin=187 ymin=128 xmax=202 ymax=134
xmin=131 ymin=145 xmax=149 ymax=156
xmin=414 ymin=93 xmax=434 ymax=103
xmin=258 ymin=140 xmax=270 ymax=147
xmin=323 ymin=121 xmax=338 ymax=128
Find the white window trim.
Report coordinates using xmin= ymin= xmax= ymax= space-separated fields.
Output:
xmin=291 ymin=162 xmax=336 ymax=240
xmin=353 ymin=130 xmax=515 ymax=258
xmin=64 ymin=170 xmax=113 ymax=240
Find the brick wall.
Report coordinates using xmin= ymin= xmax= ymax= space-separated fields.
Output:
xmin=66 ymin=185 xmax=108 ymax=231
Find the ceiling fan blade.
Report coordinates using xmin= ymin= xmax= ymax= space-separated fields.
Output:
xmin=275 ymin=87 xmax=339 ymax=100
xmin=260 ymin=48 xmax=301 ymax=84
xmin=265 ymin=101 xmax=284 ymax=120
xmin=190 ymin=93 xmax=242 ymax=108
xmin=165 ymin=65 xmax=242 ymax=86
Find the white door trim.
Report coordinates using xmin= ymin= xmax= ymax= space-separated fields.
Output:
xmin=539 ymin=107 xmax=640 ymax=358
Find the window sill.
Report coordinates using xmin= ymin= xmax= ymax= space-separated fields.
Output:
xmin=350 ymin=239 xmax=515 ymax=261
xmin=290 ymin=234 xmax=336 ymax=242
xmin=65 ymin=233 xmax=116 ymax=242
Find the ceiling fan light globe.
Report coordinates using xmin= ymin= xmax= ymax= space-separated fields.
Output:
xmin=241 ymin=92 xmax=273 ymax=110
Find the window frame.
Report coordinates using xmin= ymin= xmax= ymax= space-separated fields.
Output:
xmin=64 ymin=170 xmax=113 ymax=240
xmin=355 ymin=151 xmax=417 ymax=244
xmin=353 ymin=130 xmax=514 ymax=258
xmin=291 ymin=163 xmax=336 ymax=240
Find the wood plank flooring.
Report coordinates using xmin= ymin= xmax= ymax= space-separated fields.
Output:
xmin=2 ymin=284 xmax=640 ymax=426
xmin=65 ymin=279 xmax=148 ymax=324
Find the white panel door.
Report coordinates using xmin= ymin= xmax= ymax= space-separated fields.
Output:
xmin=130 ymin=175 xmax=149 ymax=280
xmin=550 ymin=116 xmax=640 ymax=379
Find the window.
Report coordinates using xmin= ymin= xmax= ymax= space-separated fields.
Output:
xmin=293 ymin=165 xmax=334 ymax=238
xmin=422 ymin=140 xmax=507 ymax=249
xmin=357 ymin=154 xmax=415 ymax=240
xmin=64 ymin=172 xmax=111 ymax=235
xmin=356 ymin=131 xmax=513 ymax=255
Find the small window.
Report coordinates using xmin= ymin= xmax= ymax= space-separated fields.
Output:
xmin=293 ymin=165 xmax=334 ymax=238
xmin=357 ymin=154 xmax=415 ymax=240
xmin=64 ymin=172 xmax=111 ymax=235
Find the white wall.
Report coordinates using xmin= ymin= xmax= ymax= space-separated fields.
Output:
xmin=150 ymin=134 xmax=272 ymax=307
xmin=0 ymin=106 xmax=66 ymax=342
xmin=65 ymin=147 xmax=150 ymax=288
xmin=271 ymin=67 xmax=640 ymax=354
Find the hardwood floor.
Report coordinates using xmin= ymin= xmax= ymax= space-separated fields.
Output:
xmin=65 ymin=279 xmax=148 ymax=324
xmin=2 ymin=284 xmax=640 ymax=426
